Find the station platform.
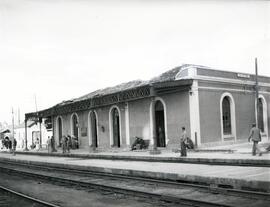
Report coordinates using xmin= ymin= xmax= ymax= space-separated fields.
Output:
xmin=4 ymin=140 xmax=270 ymax=166
xmin=0 ymin=141 xmax=270 ymax=193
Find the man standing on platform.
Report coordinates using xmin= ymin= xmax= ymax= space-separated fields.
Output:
xmin=51 ymin=136 xmax=57 ymax=152
xmin=47 ymin=136 xmax=52 ymax=153
xmin=12 ymin=137 xmax=17 ymax=156
xmin=180 ymin=127 xmax=187 ymax=157
xmin=248 ymin=123 xmax=262 ymax=156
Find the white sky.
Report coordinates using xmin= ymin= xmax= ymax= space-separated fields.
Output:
xmin=0 ymin=0 xmax=269 ymax=124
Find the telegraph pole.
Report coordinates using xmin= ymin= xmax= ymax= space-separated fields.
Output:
xmin=255 ymin=58 xmax=259 ymax=127
xmin=18 ymin=108 xmax=20 ymax=125
xmin=35 ymin=94 xmax=42 ymax=148
xmin=11 ymin=107 xmax=15 ymax=155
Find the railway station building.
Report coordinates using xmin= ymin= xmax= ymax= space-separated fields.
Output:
xmin=25 ymin=65 xmax=270 ymax=150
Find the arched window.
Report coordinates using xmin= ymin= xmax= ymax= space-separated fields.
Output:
xmin=220 ymin=93 xmax=236 ymax=141
xmin=71 ymin=114 xmax=79 ymax=139
xmin=222 ymin=96 xmax=231 ymax=135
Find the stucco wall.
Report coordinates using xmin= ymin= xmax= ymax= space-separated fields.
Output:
xmin=53 ymin=102 xmax=127 ymax=149
xmin=262 ymin=94 xmax=270 ymax=138
xmin=160 ymin=91 xmax=190 ymax=148
xmin=129 ymin=98 xmax=151 ymax=141
xmin=235 ymin=93 xmax=255 ymax=140
xmin=94 ymin=107 xmax=110 ymax=148
xmin=95 ymin=103 xmax=127 ymax=148
xmin=54 ymin=114 xmax=68 ymax=147
xmin=198 ymin=87 xmax=269 ymax=144
xmin=268 ymin=95 xmax=270 ymax=137
xmin=51 ymin=86 xmax=268 ymax=149
xmin=128 ymin=91 xmax=190 ymax=148
xmin=77 ymin=111 xmax=89 ymax=148
xmin=199 ymin=90 xmax=222 ymax=143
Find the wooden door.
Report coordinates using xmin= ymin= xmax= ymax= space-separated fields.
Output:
xmin=112 ymin=109 xmax=120 ymax=147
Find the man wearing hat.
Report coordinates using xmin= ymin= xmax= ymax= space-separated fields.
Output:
xmin=248 ymin=123 xmax=262 ymax=156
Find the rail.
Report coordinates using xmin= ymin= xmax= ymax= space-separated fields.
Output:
xmin=0 ymin=185 xmax=60 ymax=207
xmin=0 ymin=160 xmax=269 ymax=207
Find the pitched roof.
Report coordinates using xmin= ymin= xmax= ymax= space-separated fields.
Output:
xmin=150 ymin=66 xmax=183 ymax=83
xmin=55 ymin=64 xmax=195 ymax=106
xmin=53 ymin=80 xmax=148 ymax=107
xmin=76 ymin=80 xmax=148 ymax=102
xmin=25 ymin=64 xmax=196 ymax=119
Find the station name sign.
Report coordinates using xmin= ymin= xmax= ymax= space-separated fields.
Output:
xmin=237 ymin=73 xmax=250 ymax=79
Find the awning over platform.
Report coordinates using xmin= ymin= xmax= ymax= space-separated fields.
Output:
xmin=0 ymin=129 xmax=10 ymax=134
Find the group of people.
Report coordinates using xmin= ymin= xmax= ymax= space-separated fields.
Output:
xmin=60 ymin=135 xmax=79 ymax=154
xmin=1 ymin=137 xmax=17 ymax=155
xmin=179 ymin=123 xmax=267 ymax=157
xmin=34 ymin=135 xmax=79 ymax=154
xmin=0 ymin=124 xmax=266 ymax=157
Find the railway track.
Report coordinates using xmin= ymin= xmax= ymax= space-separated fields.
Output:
xmin=0 ymin=159 xmax=269 ymax=207
xmin=0 ymin=185 xmax=60 ymax=207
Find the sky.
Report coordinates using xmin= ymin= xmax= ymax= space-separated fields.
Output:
xmin=0 ymin=0 xmax=269 ymax=125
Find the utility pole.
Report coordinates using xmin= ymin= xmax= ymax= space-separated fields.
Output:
xmin=255 ymin=58 xmax=259 ymax=127
xmin=35 ymin=94 xmax=42 ymax=148
xmin=18 ymin=108 xmax=20 ymax=125
xmin=11 ymin=107 xmax=15 ymax=155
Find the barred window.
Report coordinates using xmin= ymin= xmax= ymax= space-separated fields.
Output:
xmin=222 ymin=96 xmax=231 ymax=135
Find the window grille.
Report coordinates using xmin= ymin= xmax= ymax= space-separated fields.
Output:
xmin=222 ymin=96 xmax=231 ymax=135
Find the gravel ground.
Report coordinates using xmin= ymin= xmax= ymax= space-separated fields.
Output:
xmin=0 ymin=171 xmax=183 ymax=207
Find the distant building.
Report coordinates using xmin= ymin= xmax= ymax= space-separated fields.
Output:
xmin=11 ymin=121 xmax=52 ymax=149
xmin=25 ymin=65 xmax=270 ymax=150
xmin=0 ymin=128 xmax=11 ymax=149
xmin=0 ymin=129 xmax=11 ymax=138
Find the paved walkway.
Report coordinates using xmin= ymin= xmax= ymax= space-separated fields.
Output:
xmin=0 ymin=152 xmax=269 ymax=193
xmin=7 ymin=140 xmax=270 ymax=161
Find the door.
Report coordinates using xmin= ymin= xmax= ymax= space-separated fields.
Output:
xmin=155 ymin=101 xmax=165 ymax=147
xmin=112 ymin=108 xmax=120 ymax=147
xmin=90 ymin=112 xmax=98 ymax=148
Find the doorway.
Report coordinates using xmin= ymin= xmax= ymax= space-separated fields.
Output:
xmin=155 ymin=100 xmax=166 ymax=147
xmin=90 ymin=111 xmax=98 ymax=148
xmin=57 ymin=117 xmax=62 ymax=146
xmin=112 ymin=108 xmax=120 ymax=147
